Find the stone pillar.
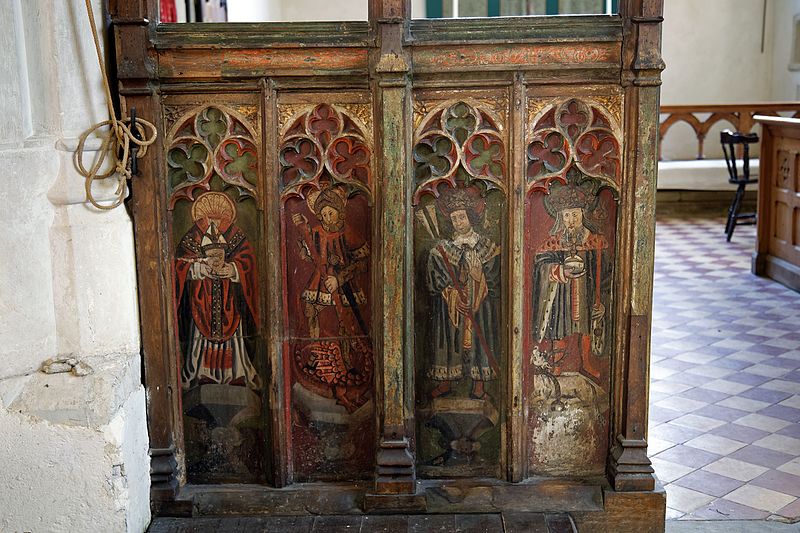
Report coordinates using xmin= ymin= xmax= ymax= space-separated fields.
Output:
xmin=0 ymin=1 xmax=150 ymax=531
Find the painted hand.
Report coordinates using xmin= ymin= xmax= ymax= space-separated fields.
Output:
xmin=292 ymin=213 xmax=307 ymax=226
xmin=197 ymin=262 xmax=213 ymax=279
xmin=215 ymin=263 xmax=237 ymax=279
xmin=456 ymin=291 xmax=471 ymax=315
xmin=592 ymin=302 xmax=605 ymax=320
xmin=324 ymin=275 xmax=339 ymax=293
xmin=297 ymin=240 xmax=313 ymax=262
xmin=467 ymin=251 xmax=483 ymax=280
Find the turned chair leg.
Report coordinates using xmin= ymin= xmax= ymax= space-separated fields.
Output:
xmin=726 ymin=184 xmax=746 ymax=242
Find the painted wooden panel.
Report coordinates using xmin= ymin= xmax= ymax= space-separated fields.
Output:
xmin=777 ymin=150 xmax=795 ymax=190
xmin=278 ymin=100 xmax=375 ymax=481
xmin=412 ymin=93 xmax=508 ymax=478
xmin=524 ymin=96 xmax=621 ymax=476
xmin=166 ymin=101 xmax=267 ymax=483
xmin=411 ymin=42 xmax=620 ymax=73
xmin=158 ymin=48 xmax=370 ymax=79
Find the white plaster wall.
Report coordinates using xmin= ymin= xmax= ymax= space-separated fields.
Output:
xmin=0 ymin=354 xmax=148 ymax=532
xmin=662 ymin=0 xmax=774 ymax=105
xmin=0 ymin=1 xmax=149 ymax=531
xmin=770 ymin=0 xmax=800 ymax=100
xmin=661 ymin=0 xmax=774 ymax=160
xmin=1 ymin=1 xmax=26 ymax=144
xmin=226 ymin=0 xmax=368 ymax=21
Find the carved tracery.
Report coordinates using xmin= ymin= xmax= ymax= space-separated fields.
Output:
xmin=279 ymin=103 xmax=373 ymax=202
xmin=166 ymin=106 xmax=259 ymax=208
xmin=413 ymin=100 xmax=507 ymax=204
xmin=526 ymin=98 xmax=622 ymax=193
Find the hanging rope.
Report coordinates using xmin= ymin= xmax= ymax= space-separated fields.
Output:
xmin=76 ymin=0 xmax=157 ymax=210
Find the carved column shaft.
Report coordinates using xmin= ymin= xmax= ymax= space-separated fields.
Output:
xmin=609 ymin=0 xmax=665 ymax=492
xmin=109 ymin=0 xmax=181 ymax=505
xmin=370 ymin=0 xmax=416 ymax=496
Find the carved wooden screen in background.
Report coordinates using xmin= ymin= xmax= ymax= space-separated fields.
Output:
xmin=112 ymin=0 xmax=666 ymax=528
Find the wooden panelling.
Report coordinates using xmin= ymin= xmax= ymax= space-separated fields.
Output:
xmin=111 ymin=0 xmax=668 ymax=528
xmin=754 ymin=116 xmax=800 ymax=291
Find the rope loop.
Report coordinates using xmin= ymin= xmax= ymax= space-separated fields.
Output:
xmin=77 ymin=116 xmax=157 ymax=210
xmin=76 ymin=0 xmax=158 ymax=210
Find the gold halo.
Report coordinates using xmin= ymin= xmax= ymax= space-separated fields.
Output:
xmin=191 ymin=192 xmax=236 ymax=225
xmin=306 ymin=189 xmax=321 ymax=214
xmin=305 ymin=186 xmax=347 ymax=215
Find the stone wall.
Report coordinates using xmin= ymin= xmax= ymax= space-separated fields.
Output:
xmin=0 ymin=1 xmax=150 ymax=531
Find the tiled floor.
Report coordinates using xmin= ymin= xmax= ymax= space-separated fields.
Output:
xmin=649 ymin=217 xmax=800 ymax=522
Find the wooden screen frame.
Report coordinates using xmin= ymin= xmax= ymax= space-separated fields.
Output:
xmin=109 ymin=0 xmax=666 ymax=525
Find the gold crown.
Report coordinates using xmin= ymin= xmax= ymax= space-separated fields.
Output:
xmin=437 ymin=186 xmax=483 ymax=217
xmin=544 ymin=171 xmax=595 ymax=214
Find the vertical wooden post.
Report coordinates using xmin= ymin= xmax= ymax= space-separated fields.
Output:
xmin=109 ymin=0 xmax=183 ymax=509
xmin=508 ymin=73 xmax=526 ymax=483
xmin=609 ymin=0 xmax=665 ymax=492
xmin=752 ymin=121 xmax=772 ymax=276
xmin=369 ymin=0 xmax=417 ymax=499
xmin=262 ymin=78 xmax=290 ymax=488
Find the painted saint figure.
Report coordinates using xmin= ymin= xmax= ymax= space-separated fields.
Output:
xmin=532 ymin=174 xmax=608 ymax=382
xmin=292 ymin=185 xmax=371 ymax=412
xmin=427 ymin=187 xmax=501 ymax=400
xmin=175 ymin=192 xmax=261 ymax=390
xmin=292 ymin=185 xmax=369 ymax=338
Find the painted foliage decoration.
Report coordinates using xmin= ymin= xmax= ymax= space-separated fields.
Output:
xmin=412 ymin=99 xmax=507 ymax=477
xmin=525 ymin=97 xmax=620 ymax=475
xmin=167 ymin=105 xmax=265 ymax=483
xmin=279 ymin=103 xmax=375 ymax=481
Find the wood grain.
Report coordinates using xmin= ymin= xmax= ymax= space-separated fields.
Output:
xmin=115 ymin=0 xmax=667 ymax=528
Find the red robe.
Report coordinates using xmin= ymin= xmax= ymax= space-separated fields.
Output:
xmin=297 ymin=222 xmax=368 ymax=332
xmin=174 ymin=220 xmax=259 ymax=385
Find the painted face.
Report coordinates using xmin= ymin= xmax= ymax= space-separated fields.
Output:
xmin=450 ymin=209 xmax=472 ymax=235
xmin=320 ymin=206 xmax=341 ymax=228
xmin=561 ymin=207 xmax=583 ymax=231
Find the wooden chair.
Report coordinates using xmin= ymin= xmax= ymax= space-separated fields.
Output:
xmin=720 ymin=129 xmax=759 ymax=241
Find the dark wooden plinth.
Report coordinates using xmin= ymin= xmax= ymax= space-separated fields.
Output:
xmin=159 ymin=479 xmax=665 ymax=532
xmin=573 ymin=484 xmax=667 ymax=533
xmin=149 ymin=513 xmax=581 ymax=533
xmin=753 ymin=253 xmax=800 ymax=292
